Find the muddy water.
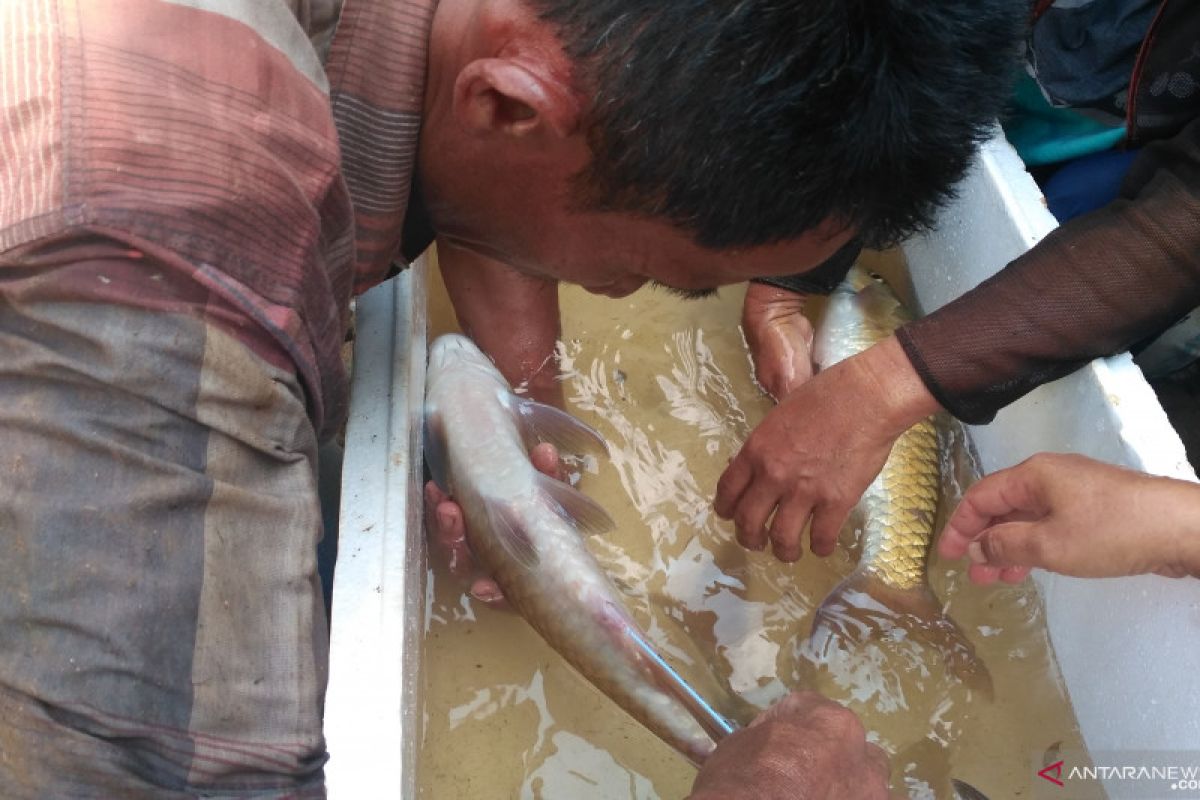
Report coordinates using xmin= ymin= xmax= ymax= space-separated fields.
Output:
xmin=418 ymin=250 xmax=1090 ymax=799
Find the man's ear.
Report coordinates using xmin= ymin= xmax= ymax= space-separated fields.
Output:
xmin=454 ymin=58 xmax=580 ymax=139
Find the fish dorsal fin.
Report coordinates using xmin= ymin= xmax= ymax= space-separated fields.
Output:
xmin=514 ymin=398 xmax=609 ymax=458
xmin=610 ymin=603 xmax=737 ymax=744
xmin=423 ymin=409 xmax=450 ymax=493
xmin=484 ymin=500 xmax=539 ymax=571
xmin=535 ymin=473 xmax=616 ymax=537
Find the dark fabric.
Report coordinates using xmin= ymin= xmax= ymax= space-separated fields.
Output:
xmin=898 ymin=114 xmax=1200 ymax=423
xmin=1042 ymin=147 xmax=1140 ymax=221
xmin=1029 ymin=0 xmax=1158 ymax=126
xmin=317 ymin=441 xmax=344 ymax=619
xmin=751 ymin=239 xmax=863 ymax=296
xmin=400 ymin=175 xmax=438 ymax=264
xmin=1128 ymin=0 xmax=1200 ymax=145
xmin=899 ymin=0 xmax=1200 ymax=422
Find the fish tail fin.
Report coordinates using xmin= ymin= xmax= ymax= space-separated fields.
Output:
xmin=609 ymin=604 xmax=739 ymax=748
xmin=808 ymin=568 xmax=993 ymax=698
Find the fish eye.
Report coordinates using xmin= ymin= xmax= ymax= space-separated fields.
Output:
xmin=868 ymin=271 xmax=885 ymax=283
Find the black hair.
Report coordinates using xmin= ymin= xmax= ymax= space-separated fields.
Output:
xmin=528 ymin=1 xmax=1026 ymax=250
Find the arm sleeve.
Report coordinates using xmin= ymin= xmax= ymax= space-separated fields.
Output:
xmin=751 ymin=238 xmax=862 ymax=295
xmin=896 ymin=115 xmax=1200 ymax=424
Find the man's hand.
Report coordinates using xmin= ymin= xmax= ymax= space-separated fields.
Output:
xmin=431 ymin=241 xmax=570 ymax=599
xmin=742 ymin=282 xmax=815 ymax=400
xmin=689 ymin=691 xmax=891 ymax=800
xmin=715 ymin=336 xmax=940 ymax=561
xmin=424 ymin=443 xmax=562 ymax=606
xmin=938 ymin=452 xmax=1200 ymax=583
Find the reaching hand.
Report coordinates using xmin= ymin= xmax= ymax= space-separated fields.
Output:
xmin=424 ymin=442 xmax=563 ymax=606
xmin=938 ymin=452 xmax=1200 ymax=583
xmin=689 ymin=691 xmax=891 ymax=800
xmin=741 ymin=282 xmax=815 ymax=400
xmin=715 ymin=336 xmax=940 ymax=561
xmin=438 ymin=237 xmax=565 ymax=408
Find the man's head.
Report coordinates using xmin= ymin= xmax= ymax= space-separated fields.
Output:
xmin=420 ymin=0 xmax=1023 ymax=295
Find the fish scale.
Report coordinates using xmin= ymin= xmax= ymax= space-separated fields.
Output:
xmin=809 ymin=266 xmax=990 ymax=695
xmin=862 ymin=415 xmax=941 ymax=590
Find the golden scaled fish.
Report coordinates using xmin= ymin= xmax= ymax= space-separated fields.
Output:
xmin=808 ymin=267 xmax=990 ymax=693
xmin=423 ymin=333 xmax=734 ymax=764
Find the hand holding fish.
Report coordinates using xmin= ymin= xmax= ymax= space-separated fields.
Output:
xmin=688 ymin=691 xmax=892 ymax=800
xmin=741 ymin=281 xmax=815 ymax=400
xmin=424 ymin=442 xmax=562 ymax=606
xmin=425 ymin=334 xmax=736 ymax=762
xmin=939 ymin=452 xmax=1200 ymax=582
xmin=715 ymin=334 xmax=940 ymax=560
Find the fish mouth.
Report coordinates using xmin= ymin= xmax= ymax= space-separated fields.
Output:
xmin=428 ymin=333 xmax=478 ymax=371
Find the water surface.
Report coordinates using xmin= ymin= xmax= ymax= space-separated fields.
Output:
xmin=419 ymin=251 xmax=1088 ymax=799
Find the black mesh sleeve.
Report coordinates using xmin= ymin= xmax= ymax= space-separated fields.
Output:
xmin=897 ymin=116 xmax=1200 ymax=424
xmin=751 ymin=238 xmax=862 ymax=295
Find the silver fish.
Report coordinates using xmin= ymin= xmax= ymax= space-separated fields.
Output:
xmin=423 ymin=333 xmax=733 ymax=764
xmin=808 ymin=267 xmax=990 ymax=694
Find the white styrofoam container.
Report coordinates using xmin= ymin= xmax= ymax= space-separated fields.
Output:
xmin=326 ymin=133 xmax=1200 ymax=798
xmin=902 ymin=133 xmax=1200 ymax=795
xmin=326 ymin=262 xmax=428 ymax=800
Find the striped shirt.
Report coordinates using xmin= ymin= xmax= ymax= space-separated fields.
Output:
xmin=0 ymin=0 xmax=436 ymax=438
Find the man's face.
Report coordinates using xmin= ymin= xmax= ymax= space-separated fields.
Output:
xmin=433 ymin=177 xmax=855 ymax=298
xmin=420 ymin=3 xmax=855 ymax=297
xmin=420 ymin=50 xmax=853 ymax=295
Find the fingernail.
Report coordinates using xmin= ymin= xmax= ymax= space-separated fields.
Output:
xmin=967 ymin=541 xmax=986 ymax=564
xmin=437 ymin=508 xmax=454 ymax=529
xmin=471 ymin=587 xmax=502 ymax=604
xmin=773 ymin=544 xmax=800 ymax=563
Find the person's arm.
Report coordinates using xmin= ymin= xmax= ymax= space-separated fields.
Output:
xmin=719 ymin=119 xmax=1200 ymax=561
xmin=437 ymin=236 xmax=564 ymax=407
xmin=898 ymin=116 xmax=1200 ymax=424
xmin=689 ymin=691 xmax=891 ymax=800
xmin=938 ymin=452 xmax=1200 ymax=583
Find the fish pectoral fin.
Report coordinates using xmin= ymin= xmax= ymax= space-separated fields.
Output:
xmin=423 ymin=408 xmax=450 ymax=492
xmin=535 ymin=473 xmax=616 ymax=536
xmin=484 ymin=500 xmax=539 ymax=570
xmin=514 ymin=398 xmax=609 ymax=458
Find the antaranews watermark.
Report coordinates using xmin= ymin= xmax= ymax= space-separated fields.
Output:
xmin=1033 ymin=750 xmax=1200 ymax=799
